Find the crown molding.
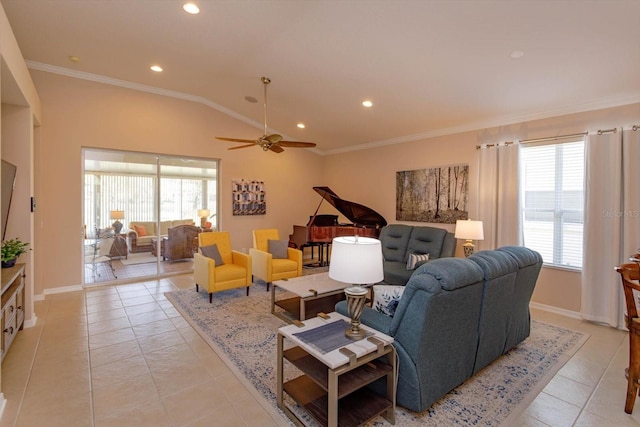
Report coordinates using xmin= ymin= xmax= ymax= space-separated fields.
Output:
xmin=27 ymin=61 xmax=640 ymax=157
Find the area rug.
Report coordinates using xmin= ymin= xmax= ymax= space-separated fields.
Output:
xmin=165 ymin=282 xmax=588 ymax=426
xmin=119 ymin=252 xmax=158 ymax=265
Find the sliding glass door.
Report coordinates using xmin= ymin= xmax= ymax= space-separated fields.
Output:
xmin=83 ymin=149 xmax=218 ymax=285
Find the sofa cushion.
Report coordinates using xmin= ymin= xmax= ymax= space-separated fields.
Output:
xmin=380 ymin=224 xmax=413 ymax=262
xmin=134 ymin=224 xmax=148 ymax=237
xmin=406 ymin=253 xmax=430 ymax=270
xmin=383 ymin=260 xmax=414 ymax=286
xmin=372 ymin=284 xmax=405 ymax=317
xmin=406 ymin=226 xmax=448 ymax=261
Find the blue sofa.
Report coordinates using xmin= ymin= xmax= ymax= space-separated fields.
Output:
xmin=379 ymin=224 xmax=456 ymax=285
xmin=336 ymin=246 xmax=542 ymax=412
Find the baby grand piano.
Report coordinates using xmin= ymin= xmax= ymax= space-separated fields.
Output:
xmin=289 ymin=186 xmax=387 ymax=265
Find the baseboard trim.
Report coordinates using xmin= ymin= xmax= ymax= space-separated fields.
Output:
xmin=24 ymin=314 xmax=38 ymax=328
xmin=42 ymin=284 xmax=84 ymax=296
xmin=530 ymin=301 xmax=581 ymax=319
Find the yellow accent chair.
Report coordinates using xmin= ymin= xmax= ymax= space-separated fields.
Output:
xmin=194 ymin=231 xmax=252 ymax=303
xmin=250 ymin=228 xmax=303 ymax=291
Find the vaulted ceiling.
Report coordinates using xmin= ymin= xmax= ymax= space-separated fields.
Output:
xmin=3 ymin=0 xmax=639 ymax=154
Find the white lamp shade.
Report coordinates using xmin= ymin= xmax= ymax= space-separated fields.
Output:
xmin=454 ymin=220 xmax=484 ymax=240
xmin=110 ymin=210 xmax=125 ymax=220
xmin=197 ymin=209 xmax=210 ymax=218
xmin=329 ymin=236 xmax=384 ymax=284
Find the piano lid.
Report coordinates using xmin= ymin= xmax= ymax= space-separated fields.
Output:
xmin=312 ymin=186 xmax=387 ymax=228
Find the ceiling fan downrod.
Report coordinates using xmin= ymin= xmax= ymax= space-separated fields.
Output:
xmin=261 ymin=76 xmax=271 ymax=137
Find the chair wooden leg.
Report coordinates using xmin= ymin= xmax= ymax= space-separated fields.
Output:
xmin=266 ymin=282 xmax=270 ymax=292
xmin=209 ymin=292 xmax=213 ymax=304
xmin=246 ymin=286 xmax=250 ymax=296
xmin=626 ymin=331 xmax=640 ymax=414
xmin=196 ymin=283 xmax=199 ymax=292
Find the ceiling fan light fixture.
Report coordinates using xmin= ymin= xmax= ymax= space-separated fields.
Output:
xmin=182 ymin=3 xmax=200 ymax=14
xmin=297 ymin=123 xmax=306 ymax=129
xmin=150 ymin=65 xmax=163 ymax=72
xmin=362 ymin=100 xmax=373 ymax=108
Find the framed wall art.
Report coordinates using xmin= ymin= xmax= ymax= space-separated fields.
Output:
xmin=232 ymin=179 xmax=266 ymax=215
xmin=396 ymin=164 xmax=469 ymax=223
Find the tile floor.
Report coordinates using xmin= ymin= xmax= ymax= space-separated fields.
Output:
xmin=0 ymin=274 xmax=638 ymax=427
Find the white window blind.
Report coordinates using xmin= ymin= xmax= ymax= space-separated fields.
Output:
xmin=520 ymin=139 xmax=584 ymax=269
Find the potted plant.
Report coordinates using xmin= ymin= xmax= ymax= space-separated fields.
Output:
xmin=1 ymin=238 xmax=30 ymax=268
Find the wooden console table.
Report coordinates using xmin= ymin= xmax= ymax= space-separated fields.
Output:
xmin=1 ymin=263 xmax=25 ymax=360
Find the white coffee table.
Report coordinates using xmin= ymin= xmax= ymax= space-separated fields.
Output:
xmin=271 ymin=272 xmax=353 ymax=323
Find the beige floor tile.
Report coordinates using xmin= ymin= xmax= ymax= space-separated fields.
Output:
xmin=127 ymin=309 xmax=169 ymax=326
xmin=16 ymin=390 xmax=93 ymax=427
xmin=92 ymin=373 xmax=160 ymax=419
xmin=89 ymin=326 xmax=136 ymax=350
xmin=90 ymin=338 xmax=143 ymax=367
xmin=87 ymin=306 xmax=127 ymax=324
xmin=161 ymin=379 xmax=230 ymax=426
xmin=120 ymin=294 xmax=157 ymax=307
xmin=132 ymin=317 xmax=178 ymax=338
xmin=542 ymin=373 xmax=594 ymax=408
xmin=88 ymin=316 xmax=133 ymax=336
xmin=524 ymin=391 xmax=582 ymax=427
xmin=137 ymin=328 xmax=186 ymax=354
xmin=149 ymin=358 xmax=212 ymax=396
xmin=124 ymin=301 xmax=162 ymax=316
xmin=184 ymin=410 xmax=248 ymax=427
xmin=95 ymin=397 xmax=171 ymax=427
xmin=91 ymin=354 xmax=150 ymax=389
xmin=85 ymin=298 xmax=124 ymax=313
xmin=513 ymin=413 xmax=553 ymax=426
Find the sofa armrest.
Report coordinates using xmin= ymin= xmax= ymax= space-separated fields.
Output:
xmin=335 ymin=301 xmax=394 ymax=335
xmin=249 ymin=248 xmax=272 ymax=281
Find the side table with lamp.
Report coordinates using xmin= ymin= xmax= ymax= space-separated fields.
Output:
xmin=455 ymin=219 xmax=484 ymax=257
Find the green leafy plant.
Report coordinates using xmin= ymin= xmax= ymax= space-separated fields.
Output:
xmin=1 ymin=238 xmax=30 ymax=262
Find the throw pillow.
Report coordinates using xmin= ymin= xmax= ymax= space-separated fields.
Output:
xmin=406 ymin=252 xmax=430 ymax=270
xmin=200 ymin=244 xmax=224 ymax=265
xmin=372 ymin=285 xmax=405 ymax=317
xmin=133 ymin=224 xmax=148 ymax=237
xmin=268 ymin=239 xmax=289 ymax=259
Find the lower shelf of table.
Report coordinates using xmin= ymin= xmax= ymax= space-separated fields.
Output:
xmin=283 ymin=375 xmax=392 ymax=427
xmin=274 ymin=293 xmax=345 ymax=321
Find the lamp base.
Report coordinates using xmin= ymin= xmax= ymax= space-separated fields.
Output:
xmin=344 ymin=286 xmax=368 ymax=341
xmin=112 ymin=220 xmax=123 ymax=234
xmin=463 ymin=240 xmax=475 ymax=257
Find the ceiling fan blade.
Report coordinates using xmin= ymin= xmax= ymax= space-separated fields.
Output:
xmin=228 ymin=144 xmax=257 ymax=150
xmin=278 ymin=141 xmax=317 ymax=148
xmin=265 ymin=134 xmax=282 ymax=143
xmin=216 ymin=136 xmax=257 ymax=144
xmin=268 ymin=144 xmax=285 ymax=153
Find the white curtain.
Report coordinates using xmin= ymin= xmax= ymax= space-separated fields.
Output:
xmin=476 ymin=142 xmax=521 ymax=251
xmin=582 ymin=128 xmax=640 ymax=328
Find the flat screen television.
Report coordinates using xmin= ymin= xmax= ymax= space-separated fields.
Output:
xmin=1 ymin=160 xmax=17 ymax=241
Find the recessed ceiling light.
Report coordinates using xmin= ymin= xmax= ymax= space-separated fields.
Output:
xmin=362 ymin=100 xmax=373 ymax=108
xmin=150 ymin=65 xmax=163 ymax=72
xmin=297 ymin=123 xmax=306 ymax=129
xmin=183 ymin=3 xmax=200 ymax=14
xmin=68 ymin=55 xmax=80 ymax=63
xmin=510 ymin=50 xmax=525 ymax=59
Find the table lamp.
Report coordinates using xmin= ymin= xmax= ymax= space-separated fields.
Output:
xmin=110 ymin=210 xmax=125 ymax=234
xmin=329 ymin=235 xmax=383 ymax=340
xmin=197 ymin=209 xmax=210 ymax=228
xmin=455 ymin=219 xmax=484 ymax=257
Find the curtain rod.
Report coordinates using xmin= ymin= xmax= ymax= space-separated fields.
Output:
xmin=475 ymin=141 xmax=514 ymax=150
xmin=520 ymin=131 xmax=588 ymax=144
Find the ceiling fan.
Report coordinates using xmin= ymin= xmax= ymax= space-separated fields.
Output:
xmin=215 ymin=77 xmax=317 ymax=153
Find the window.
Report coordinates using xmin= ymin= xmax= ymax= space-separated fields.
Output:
xmin=520 ymin=139 xmax=584 ymax=269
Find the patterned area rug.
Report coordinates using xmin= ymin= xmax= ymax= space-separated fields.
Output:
xmin=165 ymin=280 xmax=588 ymax=426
